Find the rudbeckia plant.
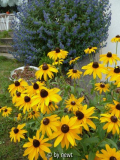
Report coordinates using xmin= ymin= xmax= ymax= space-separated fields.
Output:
xmin=1 ymin=36 xmax=120 ymax=160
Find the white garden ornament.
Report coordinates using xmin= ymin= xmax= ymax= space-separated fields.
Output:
xmin=0 ymin=0 xmax=27 ymax=7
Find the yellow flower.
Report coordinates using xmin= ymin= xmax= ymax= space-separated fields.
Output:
xmin=111 ymin=35 xmax=120 ymax=42
xmin=26 ymin=81 xmax=45 ymax=95
xmin=8 ymin=79 xmax=28 ymax=96
xmin=69 ymin=57 xmax=80 ymax=65
xmin=14 ymin=113 xmax=22 ymax=121
xmin=95 ymin=82 xmax=109 ymax=94
xmin=12 ymin=91 xmax=22 ymax=104
xmin=75 ymin=105 xmax=97 ymax=132
xmin=28 ymin=110 xmax=40 ymax=120
xmin=42 ymin=101 xmax=59 ymax=114
xmin=100 ymin=113 xmax=120 ymax=134
xmin=47 ymin=48 xmax=68 ymax=60
xmin=67 ymin=69 xmax=82 ymax=79
xmin=10 ymin=123 xmax=27 ymax=142
xmin=99 ymin=52 xmax=120 ymax=65
xmin=103 ymin=98 xmax=106 ymax=101
xmin=50 ymin=115 xmax=81 ymax=149
xmin=108 ymin=100 xmax=120 ymax=118
xmin=106 ymin=66 xmax=120 ymax=81
xmin=15 ymin=94 xmax=32 ymax=114
xmin=97 ymin=144 xmax=120 ymax=159
xmin=65 ymin=94 xmax=84 ymax=112
xmin=82 ymin=62 xmax=108 ymax=79
xmin=39 ymin=115 xmax=60 ymax=137
xmin=35 ymin=63 xmax=58 ymax=81
xmin=52 ymin=59 xmax=64 ymax=65
xmin=23 ymin=130 xmax=52 ymax=160
xmin=2 ymin=107 xmax=12 ymax=117
xmin=31 ymin=87 xmax=62 ymax=113
xmin=84 ymin=47 xmax=97 ymax=54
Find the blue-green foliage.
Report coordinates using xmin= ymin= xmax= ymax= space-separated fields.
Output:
xmin=11 ymin=0 xmax=111 ymax=68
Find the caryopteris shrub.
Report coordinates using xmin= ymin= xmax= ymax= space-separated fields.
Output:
xmin=11 ymin=0 xmax=111 ymax=70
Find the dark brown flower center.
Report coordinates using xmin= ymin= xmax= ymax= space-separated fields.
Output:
xmin=61 ymin=124 xmax=69 ymax=133
xmin=116 ymin=104 xmax=120 ymax=110
xmin=42 ymin=63 xmax=48 ymax=70
xmin=33 ymin=139 xmax=40 ymax=148
xmin=33 ymin=83 xmax=39 ymax=90
xmin=71 ymin=101 xmax=76 ymax=105
xmin=110 ymin=156 xmax=117 ymax=160
xmin=76 ymin=111 xmax=84 ymax=120
xmin=0 ymin=106 xmax=2 ymax=109
xmin=4 ymin=109 xmax=7 ymax=112
xmin=111 ymin=116 xmax=118 ymax=123
xmin=40 ymin=89 xmax=48 ymax=98
xmin=107 ymin=52 xmax=112 ymax=57
xmin=100 ymin=83 xmax=105 ymax=88
xmin=89 ymin=47 xmax=92 ymax=49
xmin=72 ymin=57 xmax=75 ymax=60
xmin=73 ymin=69 xmax=77 ymax=73
xmin=16 ymin=92 xmax=21 ymax=97
xmin=43 ymin=118 xmax=50 ymax=125
xmin=55 ymin=47 xmax=60 ymax=53
xmin=114 ymin=67 xmax=120 ymax=73
xmin=116 ymin=35 xmax=120 ymax=38
xmin=15 ymin=81 xmax=20 ymax=86
xmin=32 ymin=111 xmax=35 ymax=115
xmin=24 ymin=96 xmax=31 ymax=102
xmin=14 ymin=128 xmax=19 ymax=134
xmin=92 ymin=62 xmax=99 ymax=68
xmin=49 ymin=102 xmax=52 ymax=105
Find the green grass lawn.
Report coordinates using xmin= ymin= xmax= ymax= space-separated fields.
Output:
xmin=0 ymin=56 xmax=27 ymax=160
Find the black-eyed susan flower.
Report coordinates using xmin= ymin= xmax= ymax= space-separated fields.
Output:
xmin=75 ymin=105 xmax=97 ymax=133
xmin=65 ymin=94 xmax=84 ymax=112
xmin=52 ymin=59 xmax=64 ymax=66
xmin=28 ymin=110 xmax=40 ymax=120
xmin=67 ymin=69 xmax=82 ymax=79
xmin=39 ymin=115 xmax=60 ymax=137
xmin=31 ymin=87 xmax=62 ymax=113
xmin=82 ymin=62 xmax=108 ymax=79
xmin=2 ymin=107 xmax=12 ymax=117
xmin=97 ymin=144 xmax=120 ymax=159
xmin=26 ymin=81 xmax=45 ymax=95
xmin=10 ymin=123 xmax=27 ymax=142
xmin=23 ymin=130 xmax=52 ymax=160
xmin=42 ymin=101 xmax=59 ymax=114
xmin=12 ymin=91 xmax=22 ymax=104
xmin=95 ymin=82 xmax=110 ymax=94
xmin=69 ymin=57 xmax=80 ymax=65
xmin=106 ymin=66 xmax=120 ymax=81
xmin=15 ymin=94 xmax=32 ymax=114
xmin=8 ymin=79 xmax=28 ymax=96
xmin=108 ymin=100 xmax=120 ymax=118
xmin=50 ymin=115 xmax=81 ymax=149
xmin=114 ymin=78 xmax=120 ymax=87
xmin=100 ymin=114 xmax=120 ymax=134
xmin=35 ymin=63 xmax=58 ymax=81
xmin=99 ymin=52 xmax=120 ymax=65
xmin=84 ymin=47 xmax=97 ymax=54
xmin=47 ymin=48 xmax=68 ymax=60
xmin=111 ymin=35 xmax=120 ymax=42
xmin=103 ymin=98 xmax=106 ymax=101
xmin=14 ymin=113 xmax=22 ymax=121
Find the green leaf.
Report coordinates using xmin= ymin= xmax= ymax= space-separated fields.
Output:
xmin=70 ymin=86 xmax=74 ymax=93
xmin=88 ymin=151 xmax=96 ymax=160
xmin=106 ymin=138 xmax=118 ymax=149
xmin=83 ymin=137 xmax=100 ymax=145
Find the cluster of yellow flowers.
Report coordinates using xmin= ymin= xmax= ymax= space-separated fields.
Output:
xmin=1 ymin=35 xmax=120 ymax=160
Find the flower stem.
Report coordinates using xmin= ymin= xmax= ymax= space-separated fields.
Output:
xmin=74 ymin=79 xmax=76 ymax=95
